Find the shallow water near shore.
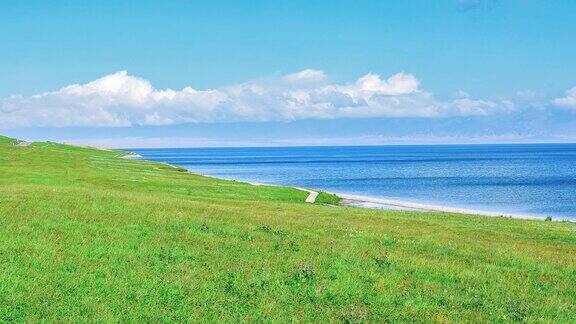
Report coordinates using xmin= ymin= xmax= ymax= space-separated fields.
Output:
xmin=132 ymin=144 xmax=576 ymax=220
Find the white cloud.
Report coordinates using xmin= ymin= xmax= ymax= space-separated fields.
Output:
xmin=0 ymin=69 xmax=507 ymax=129
xmin=553 ymin=87 xmax=576 ymax=108
xmin=283 ymin=69 xmax=326 ymax=83
xmin=351 ymin=72 xmax=419 ymax=96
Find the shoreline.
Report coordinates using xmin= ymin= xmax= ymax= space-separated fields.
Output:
xmin=204 ymin=174 xmax=559 ymax=221
xmin=336 ymin=192 xmax=550 ymax=221
xmin=212 ymin=177 xmax=569 ymax=221
xmin=121 ymin=152 xmax=570 ymax=222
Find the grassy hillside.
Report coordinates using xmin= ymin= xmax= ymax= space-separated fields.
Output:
xmin=0 ymin=135 xmax=574 ymax=322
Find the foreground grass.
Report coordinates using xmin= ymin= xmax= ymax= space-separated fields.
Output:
xmin=0 ymin=136 xmax=574 ymax=322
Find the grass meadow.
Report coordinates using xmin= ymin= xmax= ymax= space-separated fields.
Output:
xmin=0 ymin=135 xmax=574 ymax=322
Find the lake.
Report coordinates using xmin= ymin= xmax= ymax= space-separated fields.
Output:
xmin=133 ymin=144 xmax=576 ymax=220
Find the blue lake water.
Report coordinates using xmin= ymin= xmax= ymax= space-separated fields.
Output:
xmin=132 ymin=144 xmax=576 ymax=220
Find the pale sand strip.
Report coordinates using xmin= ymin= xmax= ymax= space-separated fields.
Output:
xmin=337 ymin=193 xmax=547 ymax=220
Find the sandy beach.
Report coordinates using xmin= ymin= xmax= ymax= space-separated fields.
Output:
xmin=336 ymin=192 xmax=550 ymax=220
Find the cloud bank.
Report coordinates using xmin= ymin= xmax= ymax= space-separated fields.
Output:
xmin=0 ymin=69 xmax=518 ymax=129
xmin=553 ymin=87 xmax=576 ymax=108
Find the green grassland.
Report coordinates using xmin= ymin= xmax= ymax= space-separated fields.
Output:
xmin=0 ymin=135 xmax=575 ymax=322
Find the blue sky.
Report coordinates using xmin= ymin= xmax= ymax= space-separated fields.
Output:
xmin=2 ymin=0 xmax=576 ymax=147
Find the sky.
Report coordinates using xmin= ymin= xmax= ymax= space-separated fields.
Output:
xmin=1 ymin=0 xmax=576 ymax=147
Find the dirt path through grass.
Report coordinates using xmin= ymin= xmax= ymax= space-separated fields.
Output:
xmin=294 ymin=187 xmax=319 ymax=203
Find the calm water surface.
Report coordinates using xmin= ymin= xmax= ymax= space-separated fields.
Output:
xmin=132 ymin=144 xmax=576 ymax=219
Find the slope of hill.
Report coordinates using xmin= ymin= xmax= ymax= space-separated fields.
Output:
xmin=0 ymin=136 xmax=574 ymax=322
